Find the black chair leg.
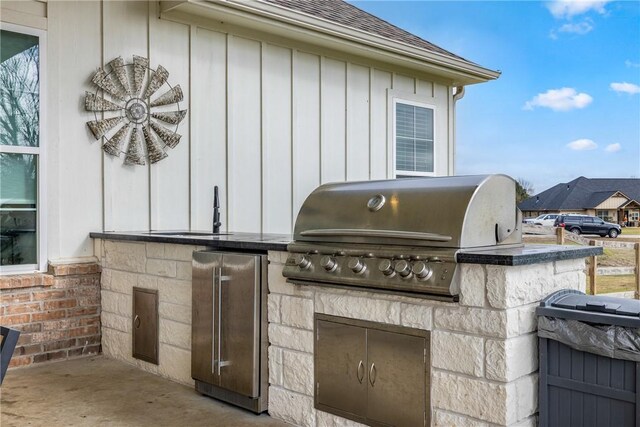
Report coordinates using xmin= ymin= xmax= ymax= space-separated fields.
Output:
xmin=1 ymin=326 xmax=21 ymax=385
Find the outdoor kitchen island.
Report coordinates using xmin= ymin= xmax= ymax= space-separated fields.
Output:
xmin=91 ymin=232 xmax=602 ymax=426
xmin=91 ymin=232 xmax=601 ymax=427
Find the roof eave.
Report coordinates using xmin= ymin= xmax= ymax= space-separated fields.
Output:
xmin=160 ymin=0 xmax=501 ymax=85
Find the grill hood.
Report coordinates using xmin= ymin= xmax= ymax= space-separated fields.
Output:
xmin=294 ymin=174 xmax=522 ymax=249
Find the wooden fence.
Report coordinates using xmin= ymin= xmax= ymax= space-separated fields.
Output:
xmin=523 ymin=224 xmax=640 ymax=298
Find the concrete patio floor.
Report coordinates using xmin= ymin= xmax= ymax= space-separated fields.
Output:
xmin=1 ymin=356 xmax=288 ymax=427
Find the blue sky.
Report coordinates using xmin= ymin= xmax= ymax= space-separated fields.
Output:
xmin=352 ymin=0 xmax=640 ymax=194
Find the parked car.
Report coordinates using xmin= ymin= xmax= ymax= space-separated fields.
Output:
xmin=553 ymin=215 xmax=622 ymax=238
xmin=523 ymin=213 xmax=559 ymax=226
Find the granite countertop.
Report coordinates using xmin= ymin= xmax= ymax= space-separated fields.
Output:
xmin=457 ymin=244 xmax=603 ymax=266
xmin=89 ymin=231 xmax=291 ymax=252
xmin=91 ymin=232 xmax=603 ymax=266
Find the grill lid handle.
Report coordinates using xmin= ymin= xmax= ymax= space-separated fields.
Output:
xmin=300 ymin=229 xmax=453 ymax=242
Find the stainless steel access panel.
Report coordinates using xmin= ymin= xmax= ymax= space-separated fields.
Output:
xmin=192 ymin=251 xmax=268 ymax=413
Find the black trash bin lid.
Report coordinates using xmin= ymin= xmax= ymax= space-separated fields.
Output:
xmin=537 ymin=289 xmax=640 ymax=327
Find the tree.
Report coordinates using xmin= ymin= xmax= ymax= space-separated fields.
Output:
xmin=516 ymin=178 xmax=534 ymax=204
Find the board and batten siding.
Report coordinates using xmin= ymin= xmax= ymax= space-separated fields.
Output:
xmin=37 ymin=1 xmax=455 ymax=261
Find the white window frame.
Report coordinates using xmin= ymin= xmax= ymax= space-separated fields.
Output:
xmin=0 ymin=22 xmax=47 ymax=274
xmin=391 ymin=97 xmax=437 ymax=178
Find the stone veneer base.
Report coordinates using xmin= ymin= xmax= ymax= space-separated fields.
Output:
xmin=95 ymin=239 xmax=588 ymax=426
xmin=267 ymin=251 xmax=587 ymax=427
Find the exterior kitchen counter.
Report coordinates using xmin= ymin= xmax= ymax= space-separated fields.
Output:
xmin=458 ymin=244 xmax=603 ymax=266
xmin=89 ymin=231 xmax=291 ymax=252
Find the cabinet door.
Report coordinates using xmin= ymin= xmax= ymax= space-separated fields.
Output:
xmin=192 ymin=251 xmax=222 ymax=385
xmin=217 ymin=253 xmax=261 ymax=398
xmin=366 ymin=329 xmax=427 ymax=427
xmin=315 ymin=319 xmax=368 ymax=422
xmin=132 ymin=287 xmax=158 ymax=364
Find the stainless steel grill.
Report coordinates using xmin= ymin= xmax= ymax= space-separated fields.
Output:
xmin=282 ymin=174 xmax=523 ymax=300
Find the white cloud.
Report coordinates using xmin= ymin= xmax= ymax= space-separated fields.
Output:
xmin=610 ymin=82 xmax=640 ymax=95
xmin=547 ymin=0 xmax=611 ymax=19
xmin=558 ymin=20 xmax=593 ymax=35
xmin=567 ymin=139 xmax=598 ymax=151
xmin=626 ymin=60 xmax=640 ymax=68
xmin=524 ymin=88 xmax=593 ymax=111
xmin=605 ymin=143 xmax=621 ymax=152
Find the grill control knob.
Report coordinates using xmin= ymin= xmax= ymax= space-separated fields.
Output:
xmin=348 ymin=257 xmax=366 ymax=274
xmin=293 ymin=254 xmax=311 ymax=270
xmin=378 ymin=259 xmax=394 ymax=276
xmin=320 ymin=256 xmax=337 ymax=272
xmin=412 ymin=261 xmax=433 ymax=280
xmin=395 ymin=260 xmax=412 ymax=278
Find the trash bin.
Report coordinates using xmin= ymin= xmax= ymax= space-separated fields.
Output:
xmin=537 ymin=289 xmax=640 ymax=427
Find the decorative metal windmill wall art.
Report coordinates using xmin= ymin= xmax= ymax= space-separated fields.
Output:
xmin=85 ymin=56 xmax=187 ymax=165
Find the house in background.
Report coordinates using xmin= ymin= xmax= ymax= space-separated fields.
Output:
xmin=519 ymin=176 xmax=640 ymax=226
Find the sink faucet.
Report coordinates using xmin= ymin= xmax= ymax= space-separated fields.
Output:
xmin=213 ymin=186 xmax=221 ymax=233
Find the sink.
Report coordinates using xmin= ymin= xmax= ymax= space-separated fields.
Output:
xmin=147 ymin=231 xmax=233 ymax=237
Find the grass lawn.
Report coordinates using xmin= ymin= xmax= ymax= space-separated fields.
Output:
xmin=523 ymin=236 xmax=636 ymax=267
xmin=592 ymin=275 xmax=637 ymax=294
xmin=623 ymin=227 xmax=640 ymax=235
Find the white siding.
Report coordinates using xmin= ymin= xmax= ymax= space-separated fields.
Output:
xmin=190 ymin=28 xmax=227 ymax=231
xmin=46 ymin=1 xmax=102 ymax=261
xmin=102 ymin=1 xmax=150 ymax=232
xmin=320 ymin=58 xmax=346 ymax=184
xmin=346 ymin=64 xmax=370 ymax=181
xmin=149 ymin=7 xmax=191 ymax=230
xmin=262 ymin=44 xmax=293 ymax=234
xmin=292 ymin=51 xmax=321 ymax=219
xmin=228 ymin=36 xmax=262 ymax=232
xmin=30 ymin=3 xmax=460 ymax=260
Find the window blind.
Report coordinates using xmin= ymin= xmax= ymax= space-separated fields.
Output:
xmin=395 ymin=102 xmax=433 ymax=173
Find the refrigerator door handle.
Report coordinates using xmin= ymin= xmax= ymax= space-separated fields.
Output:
xmin=217 ymin=268 xmax=232 ymax=375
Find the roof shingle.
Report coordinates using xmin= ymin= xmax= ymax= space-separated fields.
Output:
xmin=260 ymin=0 xmax=473 ymax=64
xmin=519 ymin=177 xmax=640 ymax=211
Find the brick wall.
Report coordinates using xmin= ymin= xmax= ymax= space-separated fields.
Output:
xmin=0 ymin=262 xmax=101 ymax=368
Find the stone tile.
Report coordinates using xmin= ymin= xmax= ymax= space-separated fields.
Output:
xmin=459 ymin=264 xmax=486 ymax=307
xmin=433 ymin=410 xmax=491 ymax=427
xmin=269 ymin=386 xmax=315 ymax=427
xmin=432 ymin=370 xmax=508 ymax=425
xmin=159 ymin=319 xmax=191 ymax=350
xmin=316 ymin=410 xmax=367 ymax=426
xmin=280 ymin=295 xmax=314 ymax=330
xmin=315 ymin=293 xmax=401 ymax=325
xmin=146 ymin=243 xmax=165 ymax=259
xmin=159 ymin=301 xmax=191 ymax=324
xmin=486 ymin=334 xmax=537 ymax=382
xmin=101 ymin=311 xmax=130 ymax=333
xmin=434 ymin=306 xmax=519 ymax=338
xmin=269 ymin=346 xmax=284 ymax=386
xmin=269 ymin=263 xmax=314 ymax=297
xmin=101 ymin=327 xmax=131 ymax=361
xmin=157 ymin=344 xmax=193 ymax=386
xmin=164 ymin=244 xmax=204 ymax=262
xmin=158 ymin=278 xmax=191 ymax=307
xmin=432 ymin=331 xmax=484 ymax=377
xmin=146 ymin=259 xmax=177 ymax=278
xmin=176 ymin=261 xmax=192 ymax=280
xmin=106 ymin=270 xmax=138 ymax=294
xmin=283 ymin=350 xmax=314 ymax=396
xmin=399 ymin=303 xmax=432 ymax=330
xmin=268 ymin=294 xmax=282 ymax=324
xmin=104 ymin=241 xmax=146 ymax=273
xmin=269 ymin=324 xmax=314 ymax=353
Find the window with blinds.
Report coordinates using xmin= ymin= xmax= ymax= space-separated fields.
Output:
xmin=395 ymin=101 xmax=434 ymax=176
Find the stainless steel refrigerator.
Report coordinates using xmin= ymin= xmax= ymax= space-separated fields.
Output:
xmin=191 ymin=251 xmax=268 ymax=413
